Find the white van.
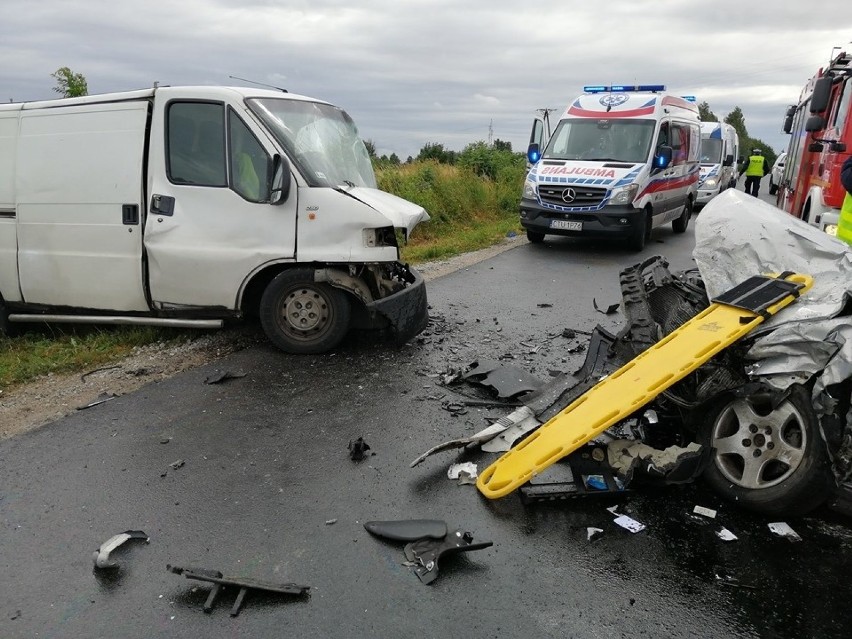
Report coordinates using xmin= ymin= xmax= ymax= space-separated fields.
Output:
xmin=0 ymin=86 xmax=429 ymax=353
xmin=521 ymin=85 xmax=701 ymax=250
xmin=696 ymin=121 xmax=740 ymax=207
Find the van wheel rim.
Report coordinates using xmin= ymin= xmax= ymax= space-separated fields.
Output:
xmin=710 ymin=397 xmax=806 ymax=489
xmin=281 ymin=288 xmax=330 ymax=337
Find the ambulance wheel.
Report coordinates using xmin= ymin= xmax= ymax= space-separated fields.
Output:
xmin=672 ymin=199 xmax=692 ymax=234
xmin=629 ymin=209 xmax=651 ymax=251
xmin=526 ymin=230 xmax=545 ymax=244
xmin=259 ymin=269 xmax=351 ymax=354
xmin=701 ymin=385 xmax=833 ymax=516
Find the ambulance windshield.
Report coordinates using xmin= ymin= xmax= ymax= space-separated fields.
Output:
xmin=544 ymin=118 xmax=654 ymax=164
xmin=248 ymin=98 xmax=377 ymax=189
xmin=699 ymin=138 xmax=723 ymax=164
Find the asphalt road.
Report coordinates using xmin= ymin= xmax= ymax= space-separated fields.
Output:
xmin=4 ymin=185 xmax=852 ymax=639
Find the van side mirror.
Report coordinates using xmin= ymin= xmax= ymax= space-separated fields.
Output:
xmin=723 ymin=154 xmax=734 ymax=167
xmin=805 ymin=115 xmax=826 ymax=132
xmin=738 ymin=155 xmax=744 ymax=164
xmin=527 ymin=143 xmax=541 ymax=164
xmin=652 ymin=145 xmax=672 ymax=172
xmin=809 ymin=77 xmax=832 ymax=114
xmin=270 ymin=154 xmax=291 ymax=205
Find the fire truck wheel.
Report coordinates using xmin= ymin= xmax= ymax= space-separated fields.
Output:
xmin=260 ymin=269 xmax=351 ymax=354
xmin=701 ymin=385 xmax=834 ymax=516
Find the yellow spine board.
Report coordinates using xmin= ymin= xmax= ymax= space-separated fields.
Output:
xmin=476 ymin=274 xmax=813 ymax=499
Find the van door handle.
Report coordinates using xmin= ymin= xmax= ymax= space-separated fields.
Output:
xmin=122 ymin=204 xmax=139 ymax=225
xmin=151 ymin=194 xmax=175 ymax=216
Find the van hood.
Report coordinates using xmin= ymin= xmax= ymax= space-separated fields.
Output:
xmin=341 ymin=186 xmax=430 ymax=238
xmin=530 ymin=161 xmax=643 ymax=188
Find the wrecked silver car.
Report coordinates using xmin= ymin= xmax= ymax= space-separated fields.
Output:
xmin=418 ymin=191 xmax=852 ymax=516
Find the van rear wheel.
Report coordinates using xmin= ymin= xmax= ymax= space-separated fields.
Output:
xmin=260 ymin=269 xmax=351 ymax=354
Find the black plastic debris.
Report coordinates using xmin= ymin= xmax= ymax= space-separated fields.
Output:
xmin=462 ymin=359 xmax=544 ymax=399
xmin=204 ymin=370 xmax=247 ymax=385
xmin=364 ymin=520 xmax=492 ymax=584
xmin=593 ymin=298 xmax=620 ymax=315
xmin=93 ymin=530 xmax=149 ymax=569
xmin=537 ymin=303 xmax=553 ymax=308
xmin=76 ymin=392 xmax=117 ymax=410
xmin=348 ymin=437 xmax=371 ymax=461
xmin=167 ymin=565 xmax=310 ymax=617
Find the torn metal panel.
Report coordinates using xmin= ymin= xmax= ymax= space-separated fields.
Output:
xmin=403 ymin=530 xmax=493 ymax=585
xmin=462 ymin=359 xmax=544 ymax=399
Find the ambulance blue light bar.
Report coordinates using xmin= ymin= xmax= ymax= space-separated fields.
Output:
xmin=584 ymin=84 xmax=666 ymax=93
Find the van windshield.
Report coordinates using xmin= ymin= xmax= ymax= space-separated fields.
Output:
xmin=700 ymin=138 xmax=723 ymax=164
xmin=247 ymin=98 xmax=376 ymax=189
xmin=544 ymin=118 xmax=655 ymax=164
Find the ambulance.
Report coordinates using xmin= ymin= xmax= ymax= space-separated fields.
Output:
xmin=696 ymin=121 xmax=740 ymax=208
xmin=521 ymin=85 xmax=701 ymax=251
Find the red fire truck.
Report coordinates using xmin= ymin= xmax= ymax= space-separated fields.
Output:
xmin=777 ymin=50 xmax=852 ymax=235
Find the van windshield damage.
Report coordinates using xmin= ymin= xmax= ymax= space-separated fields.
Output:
xmin=544 ymin=118 xmax=655 ymax=164
xmin=248 ymin=98 xmax=376 ymax=190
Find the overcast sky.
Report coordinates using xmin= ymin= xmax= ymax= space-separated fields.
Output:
xmin=2 ymin=1 xmax=850 ymax=159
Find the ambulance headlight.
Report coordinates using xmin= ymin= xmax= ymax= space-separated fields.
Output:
xmin=609 ymin=183 xmax=639 ymax=206
xmin=825 ymin=224 xmax=839 ymax=237
xmin=522 ymin=179 xmax=537 ymax=200
xmin=703 ymin=178 xmax=717 ymax=188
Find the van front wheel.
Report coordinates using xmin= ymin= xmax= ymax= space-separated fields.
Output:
xmin=672 ymin=199 xmax=692 ymax=234
xmin=260 ymin=269 xmax=351 ymax=354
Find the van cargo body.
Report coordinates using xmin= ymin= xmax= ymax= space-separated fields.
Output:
xmin=0 ymin=86 xmax=429 ymax=353
xmin=521 ymin=86 xmax=701 ymax=251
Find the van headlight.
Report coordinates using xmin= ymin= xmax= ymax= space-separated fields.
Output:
xmin=609 ymin=184 xmax=639 ymax=206
xmin=703 ymin=178 xmax=717 ymax=188
xmin=825 ymin=224 xmax=839 ymax=237
xmin=522 ymin=179 xmax=537 ymax=200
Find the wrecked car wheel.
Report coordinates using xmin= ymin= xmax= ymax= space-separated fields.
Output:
xmin=701 ymin=386 xmax=833 ymax=516
xmin=526 ymin=230 xmax=545 ymax=244
xmin=260 ymin=269 xmax=351 ymax=354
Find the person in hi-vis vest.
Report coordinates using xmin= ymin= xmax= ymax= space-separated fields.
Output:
xmin=740 ymin=148 xmax=770 ymax=197
xmin=838 ymin=155 xmax=852 ymax=246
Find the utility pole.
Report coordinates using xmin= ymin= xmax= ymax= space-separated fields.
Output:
xmin=487 ymin=119 xmax=493 ymax=147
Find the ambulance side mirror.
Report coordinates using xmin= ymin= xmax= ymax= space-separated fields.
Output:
xmin=652 ymin=145 xmax=672 ymax=172
xmin=723 ymin=154 xmax=734 ymax=167
xmin=527 ymin=143 xmax=541 ymax=164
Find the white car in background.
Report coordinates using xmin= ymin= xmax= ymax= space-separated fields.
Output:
xmin=769 ymin=151 xmax=787 ymax=195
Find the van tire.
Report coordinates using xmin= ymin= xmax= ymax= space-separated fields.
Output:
xmin=769 ymin=180 xmax=778 ymax=196
xmin=672 ymin=199 xmax=692 ymax=234
xmin=0 ymin=302 xmax=17 ymax=338
xmin=259 ymin=269 xmax=351 ymax=354
xmin=700 ymin=385 xmax=834 ymax=517
xmin=629 ymin=209 xmax=651 ymax=251
xmin=526 ymin=230 xmax=545 ymax=244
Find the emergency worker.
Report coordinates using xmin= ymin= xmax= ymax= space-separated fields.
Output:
xmin=741 ymin=148 xmax=769 ymax=197
xmin=838 ymin=155 xmax=852 ymax=246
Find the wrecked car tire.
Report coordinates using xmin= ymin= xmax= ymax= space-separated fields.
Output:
xmin=526 ymin=230 xmax=545 ymax=244
xmin=701 ymin=385 xmax=834 ymax=516
xmin=260 ymin=268 xmax=351 ymax=354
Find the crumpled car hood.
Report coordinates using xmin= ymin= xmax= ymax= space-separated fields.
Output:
xmin=693 ymin=190 xmax=852 ymax=398
xmin=341 ymin=186 xmax=430 ymax=238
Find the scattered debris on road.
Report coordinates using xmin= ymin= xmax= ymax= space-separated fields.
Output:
xmin=167 ymin=564 xmax=310 ymax=617
xmin=93 ymin=530 xmax=149 ymax=569
xmin=593 ymin=298 xmax=619 ymax=315
xmin=768 ymin=522 xmax=802 ymax=542
xmin=203 ymin=370 xmax=247 ymax=385
xmin=76 ymin=392 xmax=117 ymax=411
xmin=693 ymin=505 xmax=717 ymax=519
xmin=348 ymin=437 xmax=372 ymax=461
xmin=717 ymin=527 xmax=738 ymax=542
xmin=447 ymin=462 xmax=478 ymax=484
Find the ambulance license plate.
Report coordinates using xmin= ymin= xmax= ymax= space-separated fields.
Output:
xmin=551 ymin=219 xmax=582 ymax=231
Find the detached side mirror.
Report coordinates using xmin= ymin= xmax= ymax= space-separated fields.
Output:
xmin=805 ymin=115 xmax=826 ymax=132
xmin=652 ymin=145 xmax=672 ymax=172
xmin=723 ymin=154 xmax=734 ymax=167
xmin=270 ymin=154 xmax=292 ymax=205
xmin=527 ymin=143 xmax=541 ymax=165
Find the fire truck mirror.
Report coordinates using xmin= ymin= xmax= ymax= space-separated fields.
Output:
xmin=783 ymin=115 xmax=794 ymax=134
xmin=808 ymin=141 xmax=825 ymax=153
xmin=830 ymin=141 xmax=846 ymax=153
xmin=809 ymin=77 xmax=833 ymax=114
xmin=805 ymin=115 xmax=826 ymax=133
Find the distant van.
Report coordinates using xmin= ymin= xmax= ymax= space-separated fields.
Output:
xmin=696 ymin=121 xmax=740 ymax=208
xmin=0 ymin=86 xmax=429 ymax=353
xmin=521 ymin=85 xmax=701 ymax=251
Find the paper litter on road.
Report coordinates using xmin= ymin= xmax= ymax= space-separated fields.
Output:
xmin=587 ymin=527 xmax=604 ymax=541
xmin=447 ymin=462 xmax=478 ymax=480
xmin=613 ymin=515 xmax=645 ymax=533
xmin=693 ymin=505 xmax=717 ymax=519
xmin=717 ymin=527 xmax=738 ymax=542
xmin=768 ymin=522 xmax=802 ymax=541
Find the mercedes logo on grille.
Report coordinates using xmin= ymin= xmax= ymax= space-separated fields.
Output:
xmin=561 ymin=188 xmax=576 ymax=203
